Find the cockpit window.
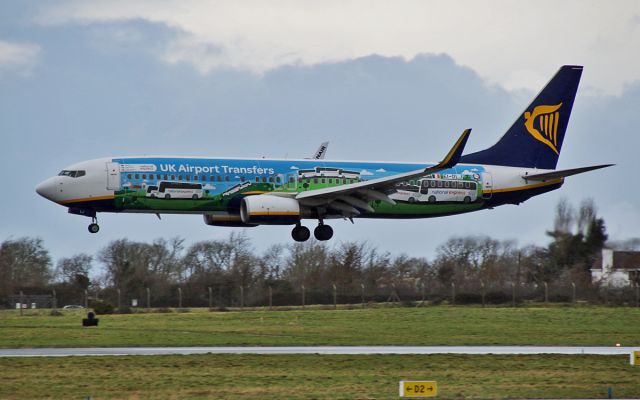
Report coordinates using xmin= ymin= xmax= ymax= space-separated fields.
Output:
xmin=58 ymin=170 xmax=86 ymax=178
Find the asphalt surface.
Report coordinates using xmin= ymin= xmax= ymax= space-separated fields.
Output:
xmin=0 ymin=346 xmax=636 ymax=357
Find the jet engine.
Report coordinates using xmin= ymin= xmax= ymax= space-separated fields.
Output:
xmin=203 ymin=213 xmax=257 ymax=227
xmin=240 ymin=195 xmax=301 ymax=225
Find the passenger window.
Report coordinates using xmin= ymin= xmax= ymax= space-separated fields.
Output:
xmin=142 ymin=174 xmax=147 ymax=179
xmin=164 ymin=175 xmax=168 ymax=180
xmin=225 ymin=176 xmax=230 ymax=182
xmin=444 ymin=181 xmax=450 ymax=188
xmin=269 ymin=176 xmax=274 ymax=183
xmin=262 ymin=176 xmax=267 ymax=183
xmin=178 ymin=175 xmax=182 ymax=180
xmin=240 ymin=176 xmax=245 ymax=182
xmin=343 ymin=179 xmax=347 ymax=184
xmin=256 ymin=177 xmax=260 ymax=183
xmin=314 ymin=178 xmax=318 ymax=184
xmin=135 ymin=174 xmax=139 ymax=179
xmin=127 ymin=174 xmax=132 ymax=179
xmin=77 ymin=170 xmax=86 ymax=178
xmin=276 ymin=177 xmax=281 ymax=183
xmin=328 ymin=179 xmax=333 ymax=184
xmin=171 ymin=175 xmax=175 ymax=180
xmin=437 ymin=181 xmax=442 ymax=187
xmin=194 ymin=176 xmax=198 ymax=181
xmin=321 ymin=179 xmax=325 ymax=184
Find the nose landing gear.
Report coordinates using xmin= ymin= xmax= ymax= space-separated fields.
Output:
xmin=88 ymin=217 xmax=100 ymax=234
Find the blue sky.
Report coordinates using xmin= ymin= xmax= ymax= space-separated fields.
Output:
xmin=1 ymin=1 xmax=639 ymax=263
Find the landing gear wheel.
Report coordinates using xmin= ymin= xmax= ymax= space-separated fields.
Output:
xmin=314 ymin=224 xmax=333 ymax=241
xmin=88 ymin=223 xmax=100 ymax=234
xmin=291 ymin=225 xmax=311 ymax=242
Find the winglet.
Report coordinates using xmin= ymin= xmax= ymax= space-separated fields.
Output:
xmin=311 ymin=141 xmax=329 ymax=160
xmin=432 ymin=128 xmax=471 ymax=171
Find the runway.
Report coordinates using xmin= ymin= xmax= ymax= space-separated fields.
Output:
xmin=0 ymin=346 xmax=636 ymax=357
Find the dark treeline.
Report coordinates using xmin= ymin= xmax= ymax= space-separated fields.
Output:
xmin=2 ymin=199 xmax=638 ymax=308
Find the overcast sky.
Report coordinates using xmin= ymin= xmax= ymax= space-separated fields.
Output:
xmin=1 ymin=1 xmax=639 ymax=264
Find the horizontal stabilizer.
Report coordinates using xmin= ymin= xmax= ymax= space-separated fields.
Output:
xmin=523 ymin=164 xmax=614 ymax=181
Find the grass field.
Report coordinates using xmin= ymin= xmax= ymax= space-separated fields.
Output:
xmin=0 ymin=354 xmax=638 ymax=399
xmin=0 ymin=305 xmax=639 ymax=348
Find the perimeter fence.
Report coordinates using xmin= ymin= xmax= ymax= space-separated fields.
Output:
xmin=4 ymin=281 xmax=640 ymax=312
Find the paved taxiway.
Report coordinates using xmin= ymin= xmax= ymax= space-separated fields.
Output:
xmin=0 ymin=346 xmax=636 ymax=357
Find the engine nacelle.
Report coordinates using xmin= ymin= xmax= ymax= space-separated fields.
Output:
xmin=240 ymin=195 xmax=301 ymax=225
xmin=203 ymin=213 xmax=257 ymax=227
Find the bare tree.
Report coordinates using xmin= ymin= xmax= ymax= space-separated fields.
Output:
xmin=0 ymin=237 xmax=52 ymax=296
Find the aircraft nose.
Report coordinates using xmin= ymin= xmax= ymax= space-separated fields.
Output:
xmin=36 ymin=177 xmax=60 ymax=202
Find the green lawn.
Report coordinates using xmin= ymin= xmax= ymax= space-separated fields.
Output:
xmin=0 ymin=305 xmax=639 ymax=348
xmin=0 ymin=354 xmax=638 ymax=399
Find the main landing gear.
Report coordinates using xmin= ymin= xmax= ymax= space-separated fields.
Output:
xmin=88 ymin=217 xmax=100 ymax=234
xmin=291 ymin=222 xmax=334 ymax=242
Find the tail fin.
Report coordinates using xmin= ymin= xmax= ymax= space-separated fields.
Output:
xmin=461 ymin=65 xmax=583 ymax=169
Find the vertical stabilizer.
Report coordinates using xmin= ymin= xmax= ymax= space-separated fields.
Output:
xmin=461 ymin=65 xmax=583 ymax=169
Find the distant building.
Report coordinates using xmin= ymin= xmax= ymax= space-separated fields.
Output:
xmin=591 ymin=248 xmax=640 ymax=287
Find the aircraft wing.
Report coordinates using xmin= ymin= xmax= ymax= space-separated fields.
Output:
xmin=295 ymin=129 xmax=471 ymax=214
xmin=522 ymin=164 xmax=614 ymax=181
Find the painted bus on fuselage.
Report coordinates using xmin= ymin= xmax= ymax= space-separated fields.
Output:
xmin=147 ymin=181 xmax=204 ymax=199
xmin=391 ymin=178 xmax=478 ymax=204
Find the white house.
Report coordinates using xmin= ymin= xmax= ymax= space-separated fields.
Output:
xmin=591 ymin=248 xmax=640 ymax=287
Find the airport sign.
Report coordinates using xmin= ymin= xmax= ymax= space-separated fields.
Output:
xmin=399 ymin=381 xmax=437 ymax=397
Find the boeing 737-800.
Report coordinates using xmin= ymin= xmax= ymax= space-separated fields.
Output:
xmin=36 ymin=65 xmax=611 ymax=242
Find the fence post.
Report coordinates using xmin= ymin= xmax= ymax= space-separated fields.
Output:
xmin=84 ymin=289 xmax=88 ymax=309
xmin=571 ymin=282 xmax=576 ymax=304
xmin=605 ymin=284 xmax=609 ymax=306
xmin=512 ymin=282 xmax=516 ymax=307
xmin=635 ymin=283 xmax=639 ymax=308
xmin=52 ymin=289 xmax=57 ymax=310
xmin=269 ymin=286 xmax=273 ymax=310
xmin=361 ymin=283 xmax=366 ymax=309
xmin=147 ymin=287 xmax=151 ymax=309
xmin=117 ymin=288 xmax=121 ymax=309
xmin=178 ymin=287 xmax=182 ymax=308
xmin=19 ymin=291 xmax=23 ymax=316
xmin=451 ymin=282 xmax=456 ymax=305
xmin=333 ymin=284 xmax=337 ymax=309
xmin=544 ymin=282 xmax=548 ymax=304
xmin=208 ymin=287 xmax=212 ymax=309
xmin=481 ymin=281 xmax=485 ymax=307
xmin=421 ymin=281 xmax=425 ymax=304
xmin=301 ymin=284 xmax=305 ymax=309
xmin=240 ymin=286 xmax=244 ymax=309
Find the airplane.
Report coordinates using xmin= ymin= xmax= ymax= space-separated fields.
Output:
xmin=36 ymin=65 xmax=612 ymax=242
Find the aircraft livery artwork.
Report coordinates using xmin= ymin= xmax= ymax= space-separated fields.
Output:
xmin=111 ymin=157 xmax=489 ymax=216
xmin=36 ymin=65 xmax=613 ymax=242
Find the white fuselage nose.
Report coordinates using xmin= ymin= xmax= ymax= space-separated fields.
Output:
xmin=35 ymin=158 xmax=113 ymax=206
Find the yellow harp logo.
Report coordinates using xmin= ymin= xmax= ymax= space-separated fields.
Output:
xmin=523 ymin=103 xmax=562 ymax=154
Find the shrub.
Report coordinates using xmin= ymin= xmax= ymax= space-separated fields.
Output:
xmin=91 ymin=300 xmax=114 ymax=315
xmin=49 ymin=309 xmax=63 ymax=316
xmin=115 ymin=306 xmax=133 ymax=314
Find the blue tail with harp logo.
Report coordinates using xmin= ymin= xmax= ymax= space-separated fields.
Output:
xmin=461 ymin=65 xmax=583 ymax=170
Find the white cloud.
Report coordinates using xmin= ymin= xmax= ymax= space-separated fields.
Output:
xmin=35 ymin=0 xmax=640 ymax=94
xmin=376 ymin=168 xmax=387 ymax=172
xmin=360 ymin=169 xmax=374 ymax=176
xmin=0 ymin=40 xmax=41 ymax=75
